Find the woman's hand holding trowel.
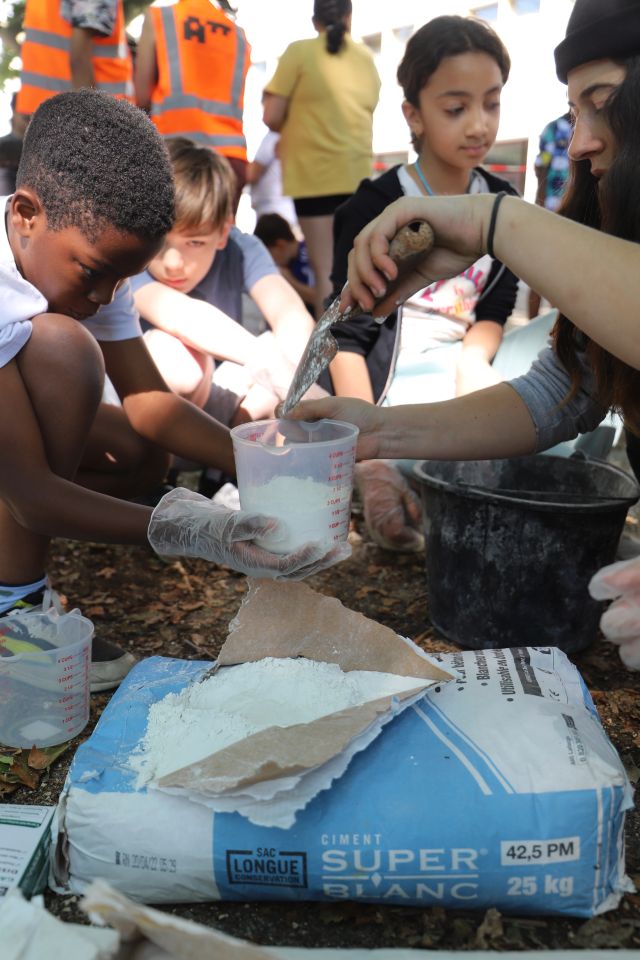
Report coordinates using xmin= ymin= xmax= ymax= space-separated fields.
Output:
xmin=339 ymin=194 xmax=496 ymax=318
xmin=279 ymin=219 xmax=436 ymax=414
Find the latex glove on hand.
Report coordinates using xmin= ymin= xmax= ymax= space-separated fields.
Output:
xmin=148 ymin=487 xmax=351 ymax=580
xmin=588 ymin=555 xmax=640 ymax=669
xmin=355 ymin=460 xmax=424 ymax=553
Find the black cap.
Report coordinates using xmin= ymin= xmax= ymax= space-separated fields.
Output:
xmin=554 ymin=0 xmax=640 ymax=83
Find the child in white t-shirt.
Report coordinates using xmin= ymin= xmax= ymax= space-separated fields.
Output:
xmin=0 ymin=91 xmax=347 ymax=692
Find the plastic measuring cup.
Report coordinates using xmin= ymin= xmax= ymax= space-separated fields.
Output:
xmin=231 ymin=418 xmax=359 ymax=554
xmin=0 ymin=611 xmax=93 ymax=748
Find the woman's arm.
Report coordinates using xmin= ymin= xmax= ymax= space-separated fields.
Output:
xmin=340 ymin=194 xmax=640 ymax=371
xmin=133 ymin=282 xmax=256 ymax=365
xmin=288 ymin=384 xmax=538 ymax=463
xmin=456 ymin=320 xmax=503 ymax=396
xmin=262 ymin=92 xmax=288 ymax=132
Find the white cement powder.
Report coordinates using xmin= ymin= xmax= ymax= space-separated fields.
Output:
xmin=129 ymin=657 xmax=425 ymax=787
xmin=239 ymin=475 xmax=344 ymax=553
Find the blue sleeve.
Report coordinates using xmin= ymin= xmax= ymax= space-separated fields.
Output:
xmin=128 ymin=269 xmax=154 ymax=295
xmin=83 ymin=281 xmax=142 ymax=342
xmin=232 ymin=229 xmax=278 ymax=292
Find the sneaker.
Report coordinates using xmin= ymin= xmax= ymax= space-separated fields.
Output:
xmin=0 ymin=586 xmax=137 ymax=693
xmin=89 ymin=636 xmax=138 ymax=693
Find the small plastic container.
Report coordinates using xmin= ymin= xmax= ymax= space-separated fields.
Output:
xmin=231 ymin=418 xmax=359 ymax=554
xmin=0 ymin=611 xmax=93 ymax=748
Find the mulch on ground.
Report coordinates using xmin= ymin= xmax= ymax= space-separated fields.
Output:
xmin=5 ymin=509 xmax=640 ymax=951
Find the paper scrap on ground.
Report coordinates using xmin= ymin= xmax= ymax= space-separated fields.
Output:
xmin=83 ymin=878 xmax=275 ymax=960
xmin=0 ymin=888 xmax=119 ymax=960
xmin=132 ymin=580 xmax=451 ymax=828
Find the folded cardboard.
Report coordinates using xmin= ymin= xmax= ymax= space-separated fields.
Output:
xmin=148 ymin=579 xmax=452 ymax=826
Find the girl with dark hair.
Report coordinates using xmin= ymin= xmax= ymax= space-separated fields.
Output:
xmin=287 ymin=0 xmax=640 ymax=669
xmin=330 ymin=15 xmax=517 ymax=408
xmin=328 ymin=16 xmax=523 ymax=550
xmin=262 ymin=2 xmax=380 ymax=319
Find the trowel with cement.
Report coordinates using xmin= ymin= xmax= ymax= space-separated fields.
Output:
xmin=280 ymin=219 xmax=435 ymax=414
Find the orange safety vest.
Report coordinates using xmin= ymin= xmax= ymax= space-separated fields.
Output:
xmin=149 ymin=0 xmax=250 ymax=161
xmin=16 ymin=0 xmax=133 ymax=116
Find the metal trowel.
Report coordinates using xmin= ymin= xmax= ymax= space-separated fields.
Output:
xmin=280 ymin=219 xmax=435 ymax=415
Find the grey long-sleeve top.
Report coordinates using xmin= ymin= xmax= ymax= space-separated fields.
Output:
xmin=508 ymin=345 xmax=607 ymax=451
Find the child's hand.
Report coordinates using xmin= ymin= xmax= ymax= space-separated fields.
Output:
xmin=589 ymin=556 xmax=640 ymax=669
xmin=147 ymin=488 xmax=350 ymax=580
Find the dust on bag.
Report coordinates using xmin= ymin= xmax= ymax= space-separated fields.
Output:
xmin=123 ymin=580 xmax=450 ymax=828
xmin=51 ymin=589 xmax=633 ymax=917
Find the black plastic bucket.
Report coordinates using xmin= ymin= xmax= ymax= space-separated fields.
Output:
xmin=413 ymin=455 xmax=639 ymax=653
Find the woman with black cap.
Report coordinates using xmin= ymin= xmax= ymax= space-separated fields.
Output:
xmin=284 ymin=0 xmax=640 ymax=670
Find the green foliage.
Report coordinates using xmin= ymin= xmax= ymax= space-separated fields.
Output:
xmin=0 ymin=0 xmax=25 ymax=90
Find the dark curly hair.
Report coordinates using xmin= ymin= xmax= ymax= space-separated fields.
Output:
xmin=16 ymin=90 xmax=175 ymax=242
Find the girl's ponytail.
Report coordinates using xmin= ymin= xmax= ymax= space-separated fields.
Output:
xmin=313 ymin=0 xmax=352 ymax=55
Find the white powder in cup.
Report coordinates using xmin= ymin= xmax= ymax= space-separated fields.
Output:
xmin=239 ymin=475 xmax=345 ymax=553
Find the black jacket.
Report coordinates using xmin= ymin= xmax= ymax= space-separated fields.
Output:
xmin=323 ymin=165 xmax=520 ymax=402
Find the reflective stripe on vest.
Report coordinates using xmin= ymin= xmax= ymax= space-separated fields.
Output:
xmin=150 ymin=0 xmax=248 ymax=159
xmin=24 ymin=26 xmax=124 ymax=58
xmin=16 ymin=0 xmax=133 ymax=115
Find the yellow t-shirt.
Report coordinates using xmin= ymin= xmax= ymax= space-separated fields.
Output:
xmin=265 ymin=34 xmax=380 ymax=200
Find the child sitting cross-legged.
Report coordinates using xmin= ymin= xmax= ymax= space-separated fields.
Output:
xmin=0 ymin=91 xmax=347 ymax=693
xmin=130 ymin=138 xmax=320 ymax=454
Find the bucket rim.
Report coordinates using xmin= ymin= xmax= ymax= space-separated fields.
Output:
xmin=413 ymin=455 xmax=640 ymax=513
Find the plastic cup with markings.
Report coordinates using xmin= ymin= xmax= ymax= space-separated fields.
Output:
xmin=0 ymin=612 xmax=92 ymax=748
xmin=230 ymin=418 xmax=359 ymax=554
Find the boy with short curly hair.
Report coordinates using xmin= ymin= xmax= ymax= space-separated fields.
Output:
xmin=0 ymin=90 xmax=343 ymax=692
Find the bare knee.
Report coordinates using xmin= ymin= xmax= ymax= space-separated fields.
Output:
xmin=19 ymin=313 xmax=105 ymax=410
xmin=16 ymin=314 xmax=105 ymax=477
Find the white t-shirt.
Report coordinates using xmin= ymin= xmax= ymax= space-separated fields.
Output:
xmin=249 ymin=131 xmax=296 ymax=224
xmin=396 ymin=167 xmax=495 ymax=352
xmin=0 ymin=195 xmax=142 ymax=368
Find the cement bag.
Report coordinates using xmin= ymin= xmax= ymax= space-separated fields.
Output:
xmin=52 ymin=648 xmax=634 ymax=917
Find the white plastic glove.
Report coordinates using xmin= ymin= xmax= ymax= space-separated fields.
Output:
xmin=354 ymin=460 xmax=425 ymax=553
xmin=588 ymin=555 xmax=640 ymax=670
xmin=148 ymin=487 xmax=351 ymax=580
